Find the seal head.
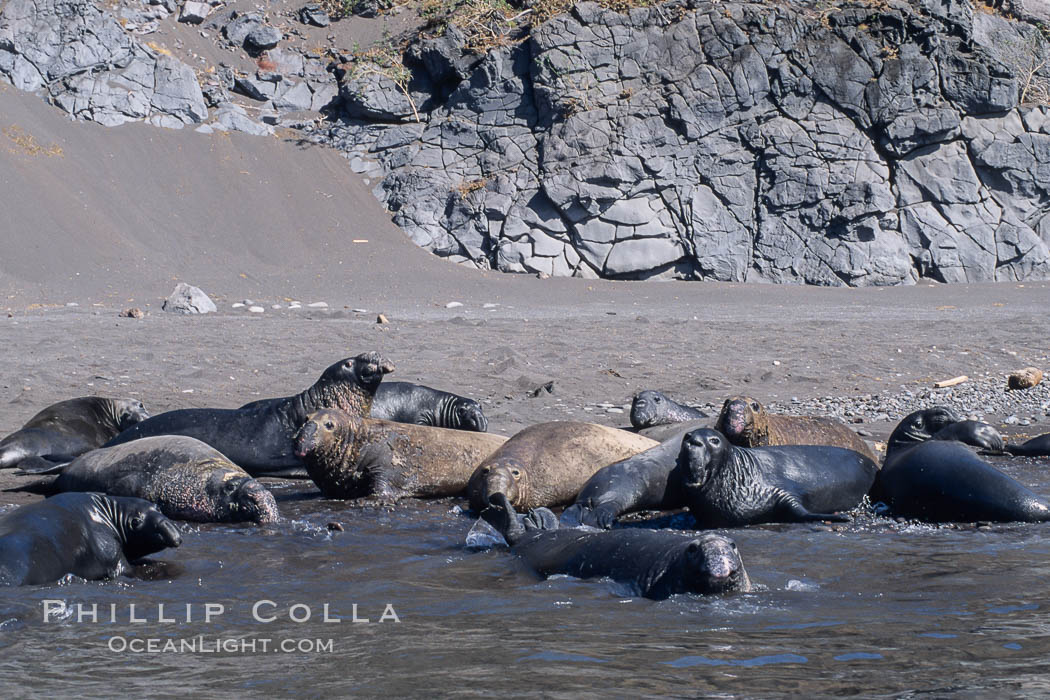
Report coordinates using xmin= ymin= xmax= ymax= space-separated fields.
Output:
xmin=677 ymin=428 xmax=726 ymax=488
xmin=671 ymin=534 xmax=751 ymax=596
xmin=454 ymin=399 xmax=488 ymax=432
xmin=111 ymin=497 xmax=183 ymax=562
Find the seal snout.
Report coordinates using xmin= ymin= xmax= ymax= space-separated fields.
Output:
xmin=294 ymin=420 xmax=321 ymax=459
xmin=239 ymin=482 xmax=281 ymax=524
xmin=690 ymin=535 xmax=749 ymax=593
xmin=158 ymin=519 xmax=182 ymax=548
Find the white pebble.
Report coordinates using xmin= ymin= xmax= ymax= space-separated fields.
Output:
xmin=231 ymin=303 xmax=245 ymax=309
xmin=605 ymin=407 xmax=624 ymax=414
xmin=307 ymin=302 xmax=328 ymax=308
xmin=446 ymin=301 xmax=464 ymax=309
xmin=772 ymin=360 xmax=781 ymax=366
xmin=483 ymin=303 xmax=500 ymax=309
xmin=249 ymin=306 xmax=265 ymax=313
xmin=271 ymin=304 xmax=282 ymax=310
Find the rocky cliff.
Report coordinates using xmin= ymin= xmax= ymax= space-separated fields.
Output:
xmin=3 ymin=0 xmax=1049 ymax=285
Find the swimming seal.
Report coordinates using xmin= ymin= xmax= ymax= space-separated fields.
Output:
xmin=104 ymin=352 xmax=394 ymax=477
xmin=562 ymin=424 xmax=700 ymax=529
xmin=630 ymin=391 xmax=707 ymax=429
xmin=873 ymin=440 xmax=1050 ymax=522
xmin=1006 ymin=433 xmax=1050 ymax=457
xmin=480 ymin=492 xmax=751 ymax=599
xmin=677 ymin=428 xmax=878 ymax=527
xmin=19 ymin=436 xmax=279 ymax=524
xmin=715 ymin=396 xmax=877 ymax=462
xmin=466 ymin=422 xmax=658 ymax=511
xmin=294 ymin=408 xmax=506 ymax=500
xmin=0 ymin=397 xmax=149 ymax=470
xmin=370 ymin=382 xmax=488 ymax=432
xmin=0 ymin=492 xmax=182 ymax=586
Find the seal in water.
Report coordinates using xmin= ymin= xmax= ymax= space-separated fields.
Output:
xmin=370 ymin=382 xmax=488 ymax=432
xmin=466 ymin=422 xmax=658 ymax=511
xmin=873 ymin=440 xmax=1050 ymax=522
xmin=1006 ymin=433 xmax=1050 ymax=457
xmin=715 ymin=395 xmax=877 ymax=462
xmin=562 ymin=424 xmax=701 ymax=529
xmin=630 ymin=391 xmax=707 ymax=429
xmin=0 ymin=492 xmax=182 ymax=586
xmin=104 ymin=352 xmax=394 ymax=477
xmin=479 ymin=492 xmax=750 ymax=599
xmin=0 ymin=397 xmax=149 ymax=470
xmin=18 ymin=436 xmax=279 ymax=524
xmin=886 ymin=407 xmax=1002 ymax=454
xmin=294 ymin=408 xmax=506 ymax=499
xmin=677 ymin=428 xmax=878 ymax=527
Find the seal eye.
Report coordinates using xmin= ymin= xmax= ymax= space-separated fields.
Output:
xmin=750 ymin=402 xmax=760 ymax=411
xmin=130 ymin=515 xmax=145 ymax=530
xmin=709 ymin=436 xmax=721 ymax=446
xmin=324 ymin=421 xmax=335 ymax=430
xmin=686 ymin=541 xmax=700 ymax=553
xmin=654 ymin=396 xmax=662 ymax=403
xmin=511 ymin=469 xmax=521 ymax=477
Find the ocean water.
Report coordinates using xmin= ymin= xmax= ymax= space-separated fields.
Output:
xmin=2 ymin=455 xmax=1050 ymax=697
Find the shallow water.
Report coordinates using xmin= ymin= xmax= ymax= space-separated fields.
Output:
xmin=3 ymin=455 xmax=1050 ymax=697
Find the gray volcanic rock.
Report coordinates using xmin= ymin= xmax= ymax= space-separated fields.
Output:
xmin=162 ymin=283 xmax=217 ymax=314
xmin=327 ymin=0 xmax=1050 ymax=285
xmin=0 ymin=0 xmax=207 ymax=128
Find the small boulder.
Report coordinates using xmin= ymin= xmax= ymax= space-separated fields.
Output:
xmin=178 ymin=2 xmax=211 ymax=24
xmin=298 ymin=4 xmax=330 ymax=27
xmin=246 ymin=26 xmax=282 ymax=52
xmin=162 ymin=283 xmax=217 ymax=314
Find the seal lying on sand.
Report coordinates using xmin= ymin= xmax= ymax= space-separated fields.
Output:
xmin=466 ymin=422 xmax=658 ymax=511
xmin=562 ymin=425 xmax=700 ymax=529
xmin=886 ymin=407 xmax=1003 ymax=454
xmin=678 ymin=428 xmax=878 ymax=527
xmin=874 ymin=440 xmax=1050 ymax=522
xmin=18 ymin=436 xmax=279 ymax=524
xmin=630 ymin=391 xmax=707 ymax=429
xmin=480 ymin=493 xmax=750 ymax=599
xmin=0 ymin=492 xmax=182 ymax=586
xmin=105 ymin=352 xmax=394 ymax=477
xmin=370 ymin=382 xmax=488 ymax=432
xmin=0 ymin=397 xmax=149 ymax=470
xmin=294 ymin=408 xmax=506 ymax=500
xmin=715 ymin=396 xmax=877 ymax=462
xmin=1006 ymin=433 xmax=1050 ymax=457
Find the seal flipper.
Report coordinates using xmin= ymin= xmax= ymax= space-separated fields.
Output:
xmin=776 ymin=492 xmax=850 ymax=523
xmin=13 ymin=456 xmax=70 ymax=475
xmin=523 ymin=507 xmax=558 ymax=531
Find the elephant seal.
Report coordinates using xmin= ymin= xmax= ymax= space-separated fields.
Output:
xmin=104 ymin=352 xmax=394 ymax=477
xmin=677 ymin=428 xmax=878 ymax=527
xmin=19 ymin=436 xmax=279 ymax=524
xmin=562 ymin=424 xmax=700 ymax=529
xmin=0 ymin=397 xmax=149 ymax=470
xmin=370 ymin=382 xmax=488 ymax=432
xmin=1006 ymin=433 xmax=1050 ymax=457
xmin=630 ymin=391 xmax=707 ymax=429
xmin=0 ymin=492 xmax=182 ymax=586
xmin=480 ymin=493 xmax=750 ymax=599
xmin=466 ymin=422 xmax=659 ymax=511
xmin=886 ymin=407 xmax=1002 ymax=455
xmin=715 ymin=396 xmax=877 ymax=462
xmin=294 ymin=408 xmax=506 ymax=499
xmin=873 ymin=440 xmax=1050 ymax=522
